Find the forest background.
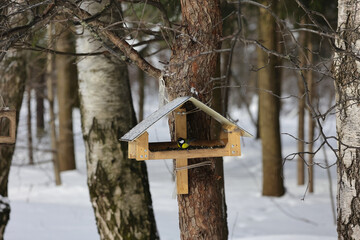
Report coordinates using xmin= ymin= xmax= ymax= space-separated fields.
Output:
xmin=0 ymin=0 xmax=359 ymax=240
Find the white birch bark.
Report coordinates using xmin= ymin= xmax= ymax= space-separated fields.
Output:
xmin=76 ymin=1 xmax=158 ymax=239
xmin=334 ymin=1 xmax=360 ymax=239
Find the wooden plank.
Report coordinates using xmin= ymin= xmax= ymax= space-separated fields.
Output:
xmin=175 ymin=108 xmax=187 ymax=140
xmin=176 ymin=158 xmax=188 ymax=194
xmin=149 ymin=139 xmax=227 ymax=151
xmin=0 ymin=110 xmax=16 ymax=144
xmin=227 ymin=130 xmax=241 ymax=156
xmin=135 ymin=132 xmax=149 ymax=161
xmin=128 ymin=141 xmax=137 ymax=159
xmin=175 ymin=108 xmax=188 ymax=194
xmin=149 ymin=147 xmax=232 ymax=160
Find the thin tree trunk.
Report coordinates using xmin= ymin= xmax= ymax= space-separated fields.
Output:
xmin=55 ymin=23 xmax=77 ymax=171
xmin=297 ymin=17 xmax=306 ymax=186
xmin=47 ymin=23 xmax=61 ymax=186
xmin=221 ymin=40 xmax=231 ymax=117
xmin=26 ymin=86 xmax=34 ymax=165
xmin=35 ymin=74 xmax=45 ymax=137
xmin=26 ymin=51 xmax=34 ymax=165
xmin=257 ymin=0 xmax=285 ymax=197
xmin=76 ymin=2 xmax=158 ymax=239
xmin=334 ymin=0 xmax=360 ymax=238
xmin=166 ymin=0 xmax=227 ymax=239
xmin=138 ymin=67 xmax=145 ymax=122
xmin=307 ymin=36 xmax=314 ymax=193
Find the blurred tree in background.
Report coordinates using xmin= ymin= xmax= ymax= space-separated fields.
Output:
xmin=1 ymin=0 xmax=359 ymax=239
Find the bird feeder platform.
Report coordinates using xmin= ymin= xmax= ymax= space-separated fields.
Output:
xmin=0 ymin=109 xmax=16 ymax=144
xmin=120 ymin=96 xmax=252 ymax=194
xmin=127 ymin=128 xmax=242 ymax=161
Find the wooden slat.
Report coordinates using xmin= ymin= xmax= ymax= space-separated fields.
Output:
xmin=149 ymin=139 xmax=227 ymax=151
xmin=175 ymin=108 xmax=188 ymax=194
xmin=227 ymin=130 xmax=241 ymax=156
xmin=128 ymin=141 xmax=136 ymax=159
xmin=135 ymin=132 xmax=149 ymax=160
xmin=149 ymin=147 xmax=233 ymax=160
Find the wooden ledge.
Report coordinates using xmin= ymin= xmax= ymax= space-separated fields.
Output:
xmin=149 ymin=139 xmax=227 ymax=152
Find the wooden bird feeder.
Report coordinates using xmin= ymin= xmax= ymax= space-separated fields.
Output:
xmin=0 ymin=109 xmax=16 ymax=144
xmin=120 ymin=96 xmax=252 ymax=194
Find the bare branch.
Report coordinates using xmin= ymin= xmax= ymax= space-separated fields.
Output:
xmin=63 ymin=1 xmax=162 ymax=79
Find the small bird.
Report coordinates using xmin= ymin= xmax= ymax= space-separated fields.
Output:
xmin=177 ymin=137 xmax=190 ymax=149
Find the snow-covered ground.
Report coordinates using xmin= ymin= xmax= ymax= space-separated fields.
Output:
xmin=4 ymin=92 xmax=337 ymax=240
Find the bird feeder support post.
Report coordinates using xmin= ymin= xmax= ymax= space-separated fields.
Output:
xmin=135 ymin=132 xmax=149 ymax=160
xmin=226 ymin=126 xmax=241 ymax=156
xmin=175 ymin=108 xmax=188 ymax=194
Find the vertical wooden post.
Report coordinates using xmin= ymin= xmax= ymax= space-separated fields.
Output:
xmin=135 ymin=132 xmax=149 ymax=160
xmin=128 ymin=140 xmax=137 ymax=159
xmin=227 ymin=128 xmax=241 ymax=156
xmin=175 ymin=108 xmax=188 ymax=194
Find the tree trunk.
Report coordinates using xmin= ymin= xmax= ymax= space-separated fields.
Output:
xmin=307 ymin=36 xmax=315 ymax=193
xmin=138 ymin=67 xmax=145 ymax=122
xmin=35 ymin=74 xmax=45 ymax=137
xmin=297 ymin=17 xmax=306 ymax=186
xmin=47 ymin=23 xmax=62 ymax=186
xmin=0 ymin=49 xmax=26 ymax=240
xmin=26 ymin=85 xmax=34 ymax=165
xmin=55 ymin=23 xmax=77 ymax=171
xmin=76 ymin=2 xmax=158 ymax=239
xmin=0 ymin=2 xmax=27 ymax=238
xmin=165 ymin=0 xmax=227 ymax=239
xmin=257 ymin=0 xmax=285 ymax=197
xmin=334 ymin=0 xmax=360 ymax=239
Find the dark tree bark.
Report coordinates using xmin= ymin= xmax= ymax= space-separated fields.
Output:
xmin=46 ymin=23 xmax=62 ymax=186
xmin=0 ymin=53 xmax=26 ymax=240
xmin=297 ymin=17 xmax=306 ymax=186
xmin=165 ymin=0 xmax=227 ymax=239
xmin=257 ymin=0 xmax=285 ymax=197
xmin=306 ymin=36 xmax=315 ymax=193
xmin=35 ymin=74 xmax=45 ymax=137
xmin=0 ymin=2 xmax=27 ymax=237
xmin=26 ymin=85 xmax=34 ymax=165
xmin=55 ymin=23 xmax=77 ymax=171
xmin=138 ymin=67 xmax=145 ymax=122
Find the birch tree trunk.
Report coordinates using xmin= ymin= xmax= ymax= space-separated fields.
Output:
xmin=334 ymin=0 xmax=360 ymax=239
xmin=76 ymin=2 xmax=158 ymax=239
xmin=165 ymin=0 xmax=228 ymax=239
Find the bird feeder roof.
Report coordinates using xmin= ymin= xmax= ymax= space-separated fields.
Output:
xmin=120 ymin=96 xmax=252 ymax=142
